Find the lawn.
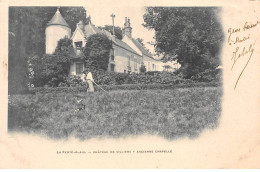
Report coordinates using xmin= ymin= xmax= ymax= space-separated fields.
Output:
xmin=8 ymin=86 xmax=222 ymax=140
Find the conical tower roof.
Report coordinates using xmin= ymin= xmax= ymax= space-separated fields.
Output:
xmin=47 ymin=8 xmax=70 ymax=28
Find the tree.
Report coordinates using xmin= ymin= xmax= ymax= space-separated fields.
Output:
xmin=83 ymin=34 xmax=112 ymax=71
xmin=44 ymin=37 xmax=75 ymax=87
xmin=27 ymin=37 xmax=75 ymax=87
xmin=143 ymin=7 xmax=224 ymax=78
xmin=9 ymin=7 xmax=89 ymax=92
xmin=136 ymin=38 xmax=145 ymax=46
xmin=99 ymin=25 xmax=123 ymax=40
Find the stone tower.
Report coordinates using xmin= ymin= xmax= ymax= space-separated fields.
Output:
xmin=122 ymin=17 xmax=132 ymax=38
xmin=45 ymin=8 xmax=71 ymax=54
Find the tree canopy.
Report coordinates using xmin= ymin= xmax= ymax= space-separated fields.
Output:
xmin=28 ymin=37 xmax=75 ymax=87
xmin=9 ymin=7 xmax=89 ymax=93
xmin=143 ymin=7 xmax=224 ymax=77
xmin=99 ymin=25 xmax=123 ymax=40
xmin=83 ymin=33 xmax=112 ymax=71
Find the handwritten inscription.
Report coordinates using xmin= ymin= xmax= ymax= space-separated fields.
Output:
xmin=231 ymin=43 xmax=255 ymax=70
xmin=228 ymin=20 xmax=259 ymax=89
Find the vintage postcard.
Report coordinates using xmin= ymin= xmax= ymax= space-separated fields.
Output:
xmin=0 ymin=0 xmax=259 ymax=169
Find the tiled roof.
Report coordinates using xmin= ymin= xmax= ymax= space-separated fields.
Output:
xmin=47 ymin=9 xmax=70 ymax=28
xmin=82 ymin=24 xmax=140 ymax=56
xmin=130 ymin=38 xmax=153 ymax=58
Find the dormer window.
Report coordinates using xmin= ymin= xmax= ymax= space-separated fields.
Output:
xmin=75 ymin=41 xmax=82 ymax=48
xmin=75 ymin=41 xmax=83 ymax=56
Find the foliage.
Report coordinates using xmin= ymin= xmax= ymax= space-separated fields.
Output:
xmin=26 ymin=55 xmax=44 ymax=87
xmin=65 ymin=75 xmax=88 ymax=87
xmin=87 ymin=71 xmax=191 ymax=86
xmin=29 ymin=82 xmax=221 ymax=94
xmin=30 ymin=66 xmax=222 ymax=88
xmin=60 ymin=7 xmax=90 ymax=31
xmin=191 ymin=69 xmax=222 ymax=82
xmin=27 ymin=37 xmax=75 ymax=87
xmin=163 ymin=65 xmax=173 ymax=72
xmin=9 ymin=87 xmax=222 ymax=139
xmin=143 ymin=7 xmax=224 ymax=78
xmin=8 ymin=7 xmax=89 ymax=94
xmin=99 ymin=25 xmax=123 ymax=40
xmin=83 ymin=34 xmax=112 ymax=71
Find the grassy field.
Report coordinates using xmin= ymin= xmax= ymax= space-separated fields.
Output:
xmin=8 ymin=86 xmax=222 ymax=140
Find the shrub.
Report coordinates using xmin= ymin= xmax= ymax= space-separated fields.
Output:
xmin=29 ymin=82 xmax=221 ymax=94
xmin=191 ymin=69 xmax=222 ymax=82
xmin=65 ymin=75 xmax=89 ymax=87
xmin=83 ymin=34 xmax=112 ymax=71
xmin=54 ymin=69 xmax=221 ymax=88
xmin=78 ymin=70 xmax=192 ymax=86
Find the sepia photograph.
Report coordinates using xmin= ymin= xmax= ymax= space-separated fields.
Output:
xmin=1 ymin=0 xmax=260 ymax=169
xmin=8 ymin=6 xmax=223 ymax=140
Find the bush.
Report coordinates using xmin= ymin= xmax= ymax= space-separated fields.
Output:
xmin=47 ymin=68 xmax=221 ymax=88
xmin=29 ymin=82 xmax=221 ymax=94
xmin=191 ymin=69 xmax=222 ymax=82
xmin=77 ymin=70 xmax=193 ymax=86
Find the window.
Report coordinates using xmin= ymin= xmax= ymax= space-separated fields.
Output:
xmin=75 ymin=41 xmax=83 ymax=56
xmin=128 ymin=56 xmax=131 ymax=66
xmin=76 ymin=63 xmax=84 ymax=75
xmin=110 ymin=64 xmax=115 ymax=72
xmin=134 ymin=58 xmax=137 ymax=70
xmin=75 ymin=41 xmax=82 ymax=48
xmin=152 ymin=64 xmax=155 ymax=70
xmin=110 ymin=48 xmax=115 ymax=61
xmin=111 ymin=55 xmax=115 ymax=61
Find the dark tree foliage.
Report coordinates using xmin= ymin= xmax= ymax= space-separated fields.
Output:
xmin=8 ymin=7 xmax=89 ymax=93
xmin=99 ymin=25 xmax=123 ymax=40
xmin=30 ymin=37 xmax=75 ymax=87
xmin=83 ymin=34 xmax=112 ymax=71
xmin=143 ymin=7 xmax=224 ymax=78
xmin=136 ymin=38 xmax=145 ymax=46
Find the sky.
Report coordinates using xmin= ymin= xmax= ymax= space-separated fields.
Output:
xmin=84 ymin=5 xmax=158 ymax=58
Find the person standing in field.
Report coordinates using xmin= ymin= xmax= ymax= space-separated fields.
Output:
xmin=86 ymin=70 xmax=95 ymax=93
xmin=80 ymin=72 xmax=86 ymax=83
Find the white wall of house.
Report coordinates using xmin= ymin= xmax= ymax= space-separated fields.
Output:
xmin=45 ymin=25 xmax=71 ymax=54
xmin=113 ymin=45 xmax=142 ymax=73
xmin=143 ymin=55 xmax=159 ymax=71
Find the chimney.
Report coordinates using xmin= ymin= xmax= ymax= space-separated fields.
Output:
xmin=123 ymin=17 xmax=132 ymax=38
xmin=77 ymin=21 xmax=84 ymax=31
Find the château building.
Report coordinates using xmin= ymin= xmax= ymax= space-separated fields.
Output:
xmin=45 ymin=8 xmax=171 ymax=75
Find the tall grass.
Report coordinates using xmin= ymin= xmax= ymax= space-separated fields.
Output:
xmin=8 ymin=87 xmax=222 ymax=140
